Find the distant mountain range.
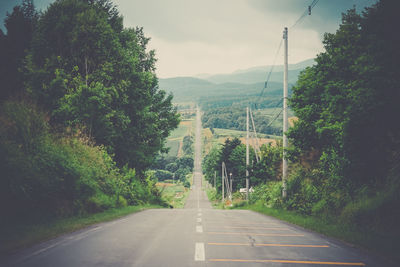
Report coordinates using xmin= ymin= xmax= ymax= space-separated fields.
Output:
xmin=196 ymin=58 xmax=315 ymax=85
xmin=159 ymin=58 xmax=315 ymax=103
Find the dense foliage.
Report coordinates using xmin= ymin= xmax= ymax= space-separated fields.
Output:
xmin=203 ymin=138 xmax=282 ymax=194
xmin=202 ymin=106 xmax=283 ymax=136
xmin=0 ymin=101 xmax=163 ymax=223
xmin=286 ymin=0 xmax=400 ymax=219
xmin=203 ymin=1 xmax=400 ymax=238
xmin=152 ymin=133 xmax=194 ymax=187
xmin=0 ymin=0 xmax=179 ymax=222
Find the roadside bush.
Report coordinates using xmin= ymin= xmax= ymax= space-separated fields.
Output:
xmin=285 ymin=167 xmax=320 ymax=215
xmin=0 ymin=100 xmax=164 ymax=224
xmin=154 ymin=169 xmax=174 ymax=181
xmin=183 ymin=180 xmax=191 ymax=188
xmin=250 ymin=182 xmax=282 ymax=208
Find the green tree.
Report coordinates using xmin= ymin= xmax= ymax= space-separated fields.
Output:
xmin=288 ymin=0 xmax=400 ymax=210
xmin=0 ymin=0 xmax=38 ymax=101
xmin=25 ymin=0 xmax=179 ymax=172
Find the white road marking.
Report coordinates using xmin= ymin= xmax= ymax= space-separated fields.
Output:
xmin=197 ymin=186 xmax=200 ymax=208
xmin=197 ymin=217 xmax=202 ymax=223
xmin=196 ymin=225 xmax=203 ymax=233
xmin=194 ymin=242 xmax=205 ymax=261
xmin=198 ymin=212 xmax=202 ymax=217
xmin=27 ymin=241 xmax=63 ymax=258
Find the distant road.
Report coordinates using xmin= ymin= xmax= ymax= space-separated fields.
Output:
xmin=2 ymin=107 xmax=391 ymax=266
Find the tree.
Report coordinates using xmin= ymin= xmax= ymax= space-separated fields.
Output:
xmin=0 ymin=0 xmax=38 ymax=101
xmin=25 ymin=0 xmax=179 ymax=172
xmin=288 ymin=0 xmax=400 ymax=204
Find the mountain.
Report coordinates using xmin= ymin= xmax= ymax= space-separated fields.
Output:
xmin=159 ymin=58 xmax=314 ymax=103
xmin=198 ymin=58 xmax=315 ymax=85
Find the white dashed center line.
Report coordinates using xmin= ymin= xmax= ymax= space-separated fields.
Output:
xmin=194 ymin=242 xmax=205 ymax=261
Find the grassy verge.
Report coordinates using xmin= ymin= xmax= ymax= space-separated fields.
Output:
xmin=206 ymin=187 xmax=225 ymax=209
xmin=0 ymin=204 xmax=161 ymax=256
xmin=157 ymin=180 xmax=190 ymax=208
xmin=234 ymin=201 xmax=398 ymax=262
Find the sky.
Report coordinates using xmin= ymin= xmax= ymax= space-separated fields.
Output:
xmin=0 ymin=0 xmax=378 ymax=78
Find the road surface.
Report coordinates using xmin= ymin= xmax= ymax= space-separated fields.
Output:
xmin=1 ymin=107 xmax=392 ymax=266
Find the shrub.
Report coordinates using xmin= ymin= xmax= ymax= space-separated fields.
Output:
xmin=250 ymin=182 xmax=282 ymax=208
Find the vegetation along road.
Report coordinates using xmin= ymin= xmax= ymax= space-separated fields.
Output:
xmin=1 ymin=109 xmax=392 ymax=267
xmin=1 ymin=0 xmax=398 ymax=266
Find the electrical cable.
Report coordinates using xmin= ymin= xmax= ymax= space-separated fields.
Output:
xmin=265 ymin=107 xmax=283 ymax=129
xmin=250 ymin=0 xmax=320 ymax=131
xmin=290 ymin=0 xmax=320 ymax=29
xmin=258 ymin=39 xmax=283 ymax=99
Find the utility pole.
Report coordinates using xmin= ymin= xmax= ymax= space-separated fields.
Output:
xmin=214 ymin=171 xmax=216 ymax=188
xmin=282 ymin=27 xmax=288 ymax=198
xmin=246 ymin=107 xmax=250 ymax=201
xmin=229 ymin=173 xmax=233 ymax=201
xmin=222 ymin=163 xmax=224 ymax=202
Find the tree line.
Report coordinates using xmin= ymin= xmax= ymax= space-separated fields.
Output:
xmin=202 ymin=106 xmax=283 ymax=136
xmin=0 ymin=0 xmax=179 ymax=224
xmin=203 ymin=138 xmax=282 ymax=193
xmin=152 ymin=134 xmax=194 ymax=188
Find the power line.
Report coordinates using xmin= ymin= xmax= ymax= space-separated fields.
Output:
xmin=258 ymin=39 xmax=283 ymax=100
xmin=254 ymin=0 xmax=320 ymax=109
xmin=265 ymin=107 xmax=283 ymax=129
xmin=290 ymin=0 xmax=320 ymax=29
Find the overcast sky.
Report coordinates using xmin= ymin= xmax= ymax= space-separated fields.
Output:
xmin=1 ymin=0 xmax=378 ymax=78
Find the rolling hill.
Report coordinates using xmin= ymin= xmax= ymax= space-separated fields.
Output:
xmin=159 ymin=58 xmax=314 ymax=103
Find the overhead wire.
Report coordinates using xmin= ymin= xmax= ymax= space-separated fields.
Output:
xmin=255 ymin=0 xmax=320 ymax=109
xmin=257 ymin=39 xmax=283 ymax=101
xmin=250 ymin=0 xmax=320 ymax=132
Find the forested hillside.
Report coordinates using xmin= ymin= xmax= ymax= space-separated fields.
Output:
xmin=0 ymin=0 xmax=179 ymax=224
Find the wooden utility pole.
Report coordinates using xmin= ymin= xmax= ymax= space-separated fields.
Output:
xmin=282 ymin=27 xmax=288 ymax=198
xmin=246 ymin=107 xmax=250 ymax=201
xmin=222 ymin=163 xmax=224 ymax=202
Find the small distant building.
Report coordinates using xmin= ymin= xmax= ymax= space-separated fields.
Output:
xmin=239 ymin=187 xmax=254 ymax=193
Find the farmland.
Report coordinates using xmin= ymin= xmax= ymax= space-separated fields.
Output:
xmin=165 ymin=119 xmax=194 ymax=157
xmin=202 ymin=127 xmax=280 ymax=155
xmin=156 ymin=174 xmax=193 ymax=208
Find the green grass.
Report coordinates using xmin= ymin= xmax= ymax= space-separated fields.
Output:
xmin=165 ymin=139 xmax=180 ymax=157
xmin=213 ymin=128 xmax=281 ymax=140
xmin=166 ymin=119 xmax=194 ymax=157
xmin=206 ymin=187 xmax=225 ymax=209
xmin=168 ymin=120 xmax=193 ymax=139
xmin=158 ymin=182 xmax=190 ymax=208
xmin=0 ymin=204 xmax=161 ymax=256
xmin=233 ymin=202 xmax=399 ymax=263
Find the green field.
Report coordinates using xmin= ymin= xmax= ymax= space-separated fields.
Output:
xmin=165 ymin=139 xmax=180 ymax=157
xmin=166 ymin=119 xmax=194 ymax=157
xmin=157 ymin=174 xmax=193 ymax=208
xmin=213 ymin=128 xmax=281 ymax=139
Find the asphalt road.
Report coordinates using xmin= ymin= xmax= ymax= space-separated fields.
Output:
xmin=1 ymin=108 xmax=392 ymax=267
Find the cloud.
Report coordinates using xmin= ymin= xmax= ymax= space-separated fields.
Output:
xmin=117 ymin=0 xmax=328 ymax=77
xmin=1 ymin=0 xmax=379 ymax=77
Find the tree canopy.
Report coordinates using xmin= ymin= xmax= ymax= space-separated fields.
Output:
xmin=0 ymin=0 xmax=179 ymax=222
xmin=20 ymin=0 xmax=180 ymax=172
xmin=288 ymin=0 xmax=400 ymax=209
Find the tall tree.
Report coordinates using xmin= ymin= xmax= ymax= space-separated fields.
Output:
xmin=25 ymin=0 xmax=179 ymax=172
xmin=0 ymin=0 xmax=38 ymax=101
xmin=288 ymin=0 xmax=400 ymax=201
